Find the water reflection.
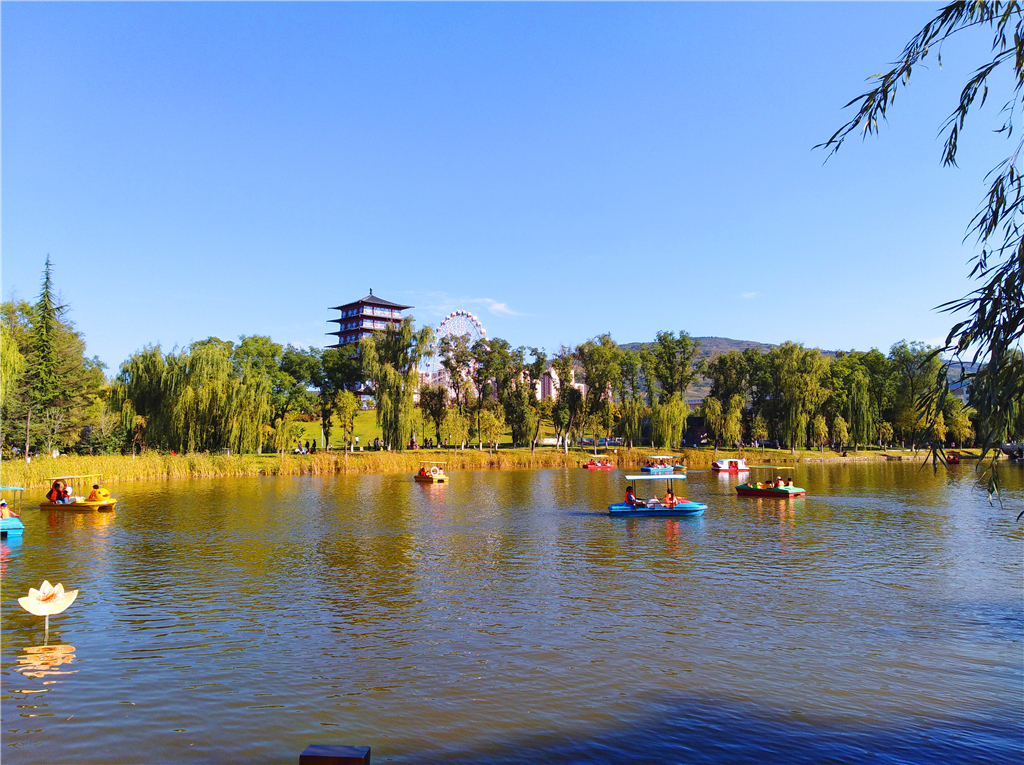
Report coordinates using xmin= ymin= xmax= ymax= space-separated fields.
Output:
xmin=0 ymin=465 xmax=1018 ymax=763
xmin=16 ymin=644 xmax=78 ymax=681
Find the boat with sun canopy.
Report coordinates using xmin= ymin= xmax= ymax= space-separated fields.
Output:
xmin=0 ymin=486 xmax=26 ymax=538
xmin=608 ymin=475 xmax=705 ymax=517
xmin=39 ymin=475 xmax=117 ymax=511
xmin=414 ymin=462 xmax=450 ymax=484
xmin=640 ymin=455 xmax=684 ymax=473
xmin=735 ymin=466 xmax=806 ymax=498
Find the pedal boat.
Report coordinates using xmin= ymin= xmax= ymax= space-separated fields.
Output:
xmin=39 ymin=475 xmax=117 ymax=511
xmin=712 ymin=458 xmax=749 ymax=472
xmin=640 ymin=455 xmax=681 ymax=474
xmin=583 ymin=460 xmax=614 ymax=470
xmin=0 ymin=486 xmax=26 ymax=538
xmin=414 ymin=462 xmax=449 ymax=484
xmin=609 ymin=475 xmax=705 ymax=517
xmin=735 ymin=466 xmax=805 ymax=498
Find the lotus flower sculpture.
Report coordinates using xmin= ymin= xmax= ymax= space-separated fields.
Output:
xmin=19 ymin=580 xmax=78 ymax=637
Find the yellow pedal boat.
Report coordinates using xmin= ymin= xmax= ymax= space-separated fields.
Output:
xmin=414 ymin=461 xmax=449 ymax=484
xmin=40 ymin=474 xmax=117 ymax=511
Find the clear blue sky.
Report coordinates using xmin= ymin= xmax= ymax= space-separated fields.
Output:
xmin=1 ymin=2 xmax=1006 ymax=373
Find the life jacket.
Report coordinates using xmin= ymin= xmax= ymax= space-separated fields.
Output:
xmin=625 ymin=490 xmax=636 ymax=504
xmin=47 ymin=486 xmax=62 ymax=502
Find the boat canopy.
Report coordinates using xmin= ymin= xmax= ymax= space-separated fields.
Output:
xmin=645 ymin=455 xmax=678 ymax=459
xmin=0 ymin=486 xmax=26 ymax=492
xmin=625 ymin=475 xmax=685 ymax=481
xmin=46 ymin=474 xmax=102 ymax=481
xmin=418 ymin=461 xmax=447 ymax=465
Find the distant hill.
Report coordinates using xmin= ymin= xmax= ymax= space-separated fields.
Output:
xmin=621 ymin=336 xmax=775 ymax=360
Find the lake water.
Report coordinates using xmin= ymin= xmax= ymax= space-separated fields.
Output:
xmin=2 ymin=461 xmax=1021 ymax=763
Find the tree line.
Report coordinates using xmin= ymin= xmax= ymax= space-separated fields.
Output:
xmin=3 ymin=260 xmax=1021 ymax=458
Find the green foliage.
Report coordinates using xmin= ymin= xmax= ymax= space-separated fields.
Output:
xmin=111 ymin=341 xmax=273 ymax=454
xmin=819 ymin=1 xmax=1024 ymax=497
xmin=878 ymin=421 xmax=895 ymax=448
xmin=440 ymin=407 xmax=469 ymax=449
xmin=419 ymin=383 xmax=448 ymax=443
xmin=649 ymin=331 xmax=704 ymax=403
xmin=336 ymin=390 xmax=360 ymax=449
xmin=1 ymin=260 xmax=106 ymax=454
xmin=811 ymin=414 xmax=829 ymax=452
xmin=722 ymin=394 xmax=745 ymax=449
xmin=931 ymin=410 xmax=948 ymax=445
xmin=652 ymin=393 xmax=689 ymax=449
xmin=946 ymin=398 xmax=975 ymax=446
xmin=703 ymin=396 xmax=724 ymax=447
xmin=616 ymin=398 xmax=647 ymax=448
xmin=890 ymin=340 xmax=942 ymax=448
xmin=438 ymin=333 xmax=474 ymax=412
xmin=1 ymin=319 xmax=25 ymax=412
xmin=360 ymin=318 xmax=433 ymax=451
xmin=707 ymin=351 xmax=748 ymax=404
xmin=477 ymin=407 xmax=506 ymax=454
xmin=832 ymin=415 xmax=849 ymax=451
xmin=750 ymin=413 xmax=769 ymax=448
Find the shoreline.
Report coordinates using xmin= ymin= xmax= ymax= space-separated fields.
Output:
xmin=0 ymin=447 xmax=946 ymax=492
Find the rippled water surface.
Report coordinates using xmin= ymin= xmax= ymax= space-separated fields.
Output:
xmin=2 ymin=462 xmax=1021 ymax=763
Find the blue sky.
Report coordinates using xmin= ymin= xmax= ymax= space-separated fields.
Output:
xmin=1 ymin=2 xmax=1007 ymax=373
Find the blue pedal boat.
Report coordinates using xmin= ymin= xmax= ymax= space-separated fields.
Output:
xmin=609 ymin=475 xmax=706 ymax=517
xmin=640 ymin=455 xmax=684 ymax=474
xmin=0 ymin=486 xmax=26 ymax=538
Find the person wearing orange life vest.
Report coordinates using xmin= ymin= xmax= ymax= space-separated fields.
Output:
xmin=0 ymin=499 xmax=11 ymax=519
xmin=47 ymin=481 xmax=70 ymax=504
xmin=625 ymin=486 xmax=637 ymax=506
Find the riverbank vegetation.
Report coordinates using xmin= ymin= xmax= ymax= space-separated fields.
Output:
xmin=1 ymin=444 xmax=938 ymax=492
xmin=2 ymin=261 xmax=1021 ymax=472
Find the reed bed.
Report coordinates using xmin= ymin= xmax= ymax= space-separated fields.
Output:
xmin=0 ymin=445 xmax=845 ymax=492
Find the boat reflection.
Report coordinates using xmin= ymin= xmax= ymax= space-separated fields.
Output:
xmin=0 ymin=539 xmax=20 ymax=579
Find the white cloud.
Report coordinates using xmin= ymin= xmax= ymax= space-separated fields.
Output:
xmin=740 ymin=291 xmax=759 ymax=299
xmin=473 ymin=298 xmax=519 ymax=316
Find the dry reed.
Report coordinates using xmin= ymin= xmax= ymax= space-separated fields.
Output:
xmin=0 ymin=445 xmax=826 ymax=492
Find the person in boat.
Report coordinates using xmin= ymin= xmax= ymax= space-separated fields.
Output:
xmin=47 ymin=481 xmax=70 ymax=504
xmin=663 ymin=488 xmax=678 ymax=507
xmin=418 ymin=467 xmax=428 ymax=476
xmin=0 ymin=499 xmax=12 ymax=519
xmin=786 ymin=478 xmax=794 ymax=487
xmin=625 ymin=486 xmax=637 ymax=506
xmin=775 ymin=477 xmax=785 ymax=488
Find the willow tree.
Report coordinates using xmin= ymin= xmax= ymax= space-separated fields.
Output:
xmin=113 ymin=341 xmax=272 ymax=453
xmin=775 ymin=343 xmax=829 ymax=453
xmin=846 ymin=369 xmax=874 ymax=452
xmin=703 ymin=396 xmax=724 ymax=455
xmin=360 ymin=318 xmax=433 ymax=451
xmin=722 ymin=394 xmax=745 ymax=450
xmin=811 ymin=414 xmax=829 ymax=453
xmin=1 ymin=320 xmax=25 ymax=416
xmin=441 ymin=407 xmax=469 ymax=450
xmin=819 ymin=1 xmax=1024 ymax=499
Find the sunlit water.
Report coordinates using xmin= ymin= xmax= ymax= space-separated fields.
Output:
xmin=2 ymin=461 xmax=1021 ymax=763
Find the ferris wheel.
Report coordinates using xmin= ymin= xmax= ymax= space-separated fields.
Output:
xmin=422 ymin=310 xmax=487 ymax=380
xmin=436 ymin=310 xmax=486 ymax=345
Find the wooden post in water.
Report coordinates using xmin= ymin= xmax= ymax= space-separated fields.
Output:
xmin=299 ymin=745 xmax=370 ymax=764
